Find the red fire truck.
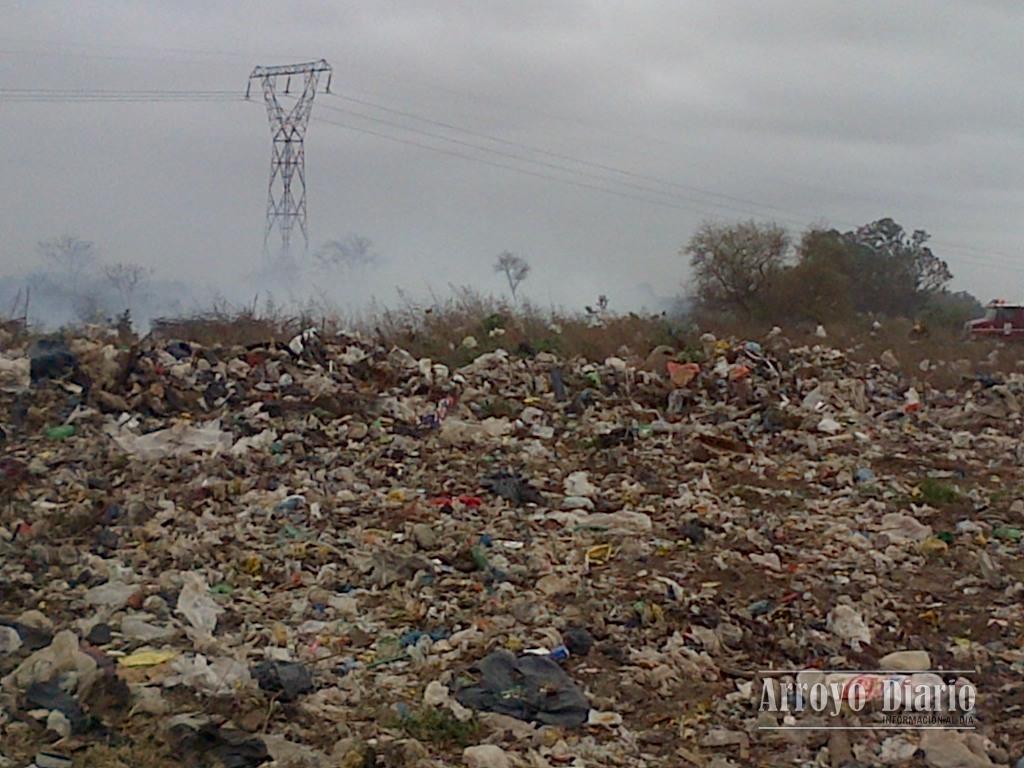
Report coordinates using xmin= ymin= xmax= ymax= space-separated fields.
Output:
xmin=965 ymin=300 xmax=1024 ymax=339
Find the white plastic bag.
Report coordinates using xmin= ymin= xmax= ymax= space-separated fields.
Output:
xmin=175 ymin=573 xmax=223 ymax=635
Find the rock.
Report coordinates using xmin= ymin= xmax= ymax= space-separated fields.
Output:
xmin=880 ymin=349 xmax=900 ymax=371
xmin=121 ymin=615 xmax=174 ymax=642
xmin=45 ymin=709 xmax=72 ymax=739
xmin=878 ymin=650 xmax=930 ymax=671
xmin=643 ymin=345 xmax=676 ymax=373
xmin=952 ymin=431 xmax=973 ymax=448
xmin=423 ymin=680 xmax=451 ymax=707
xmin=535 ymin=574 xmax=573 ymax=596
xmin=85 ymin=623 xmax=113 ymax=645
xmin=16 ymin=610 xmax=53 ymax=632
xmin=560 ymin=495 xmax=594 ymax=511
xmin=700 ymin=728 xmax=749 ymax=748
xmin=1011 ymin=499 xmax=1024 ymax=519
xmin=562 ymin=627 xmax=594 ymax=656
xmin=587 ymin=709 xmax=622 ymax=727
xmin=463 ymin=744 xmax=513 ymax=768
xmin=397 ymin=739 xmax=430 ymax=764
xmin=0 ymin=626 xmax=23 ymax=654
xmin=93 ymin=390 xmax=130 ymax=413
xmin=880 ymin=512 xmax=932 ymax=544
xmin=84 ymin=581 xmax=137 ymax=611
xmin=251 ymin=660 xmax=314 ymax=701
xmin=878 ymin=735 xmax=917 ymax=764
xmin=817 ymin=417 xmax=842 ymax=434
xmin=563 ymin=471 xmax=597 ymax=498
xmin=919 ymin=729 xmax=993 ymax=768
xmin=827 ymin=604 xmax=871 ymax=649
xmin=749 ymin=552 xmax=781 ymax=571
xmin=571 ymin=510 xmax=652 ymax=534
xmin=411 ymin=523 xmax=438 ymax=550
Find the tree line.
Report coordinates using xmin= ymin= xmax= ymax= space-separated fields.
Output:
xmin=684 ymin=217 xmax=982 ymax=330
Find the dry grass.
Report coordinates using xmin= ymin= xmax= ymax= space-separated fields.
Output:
xmin=363 ymin=286 xmax=682 ymax=365
xmin=149 ymin=296 xmax=345 ymax=349
xmin=150 ymin=311 xmax=291 ymax=347
xmin=118 ymin=289 xmax=1015 ymax=384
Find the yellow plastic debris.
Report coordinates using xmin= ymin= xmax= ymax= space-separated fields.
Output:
xmin=118 ymin=649 xmax=177 ymax=667
xmin=272 ymin=621 xmax=290 ymax=646
xmin=240 ymin=553 xmax=263 ymax=575
xmin=918 ymin=536 xmax=949 ymax=557
xmin=585 ymin=544 xmax=614 ymax=567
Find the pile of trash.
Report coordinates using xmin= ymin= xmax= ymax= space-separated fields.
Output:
xmin=0 ymin=325 xmax=1022 ymax=767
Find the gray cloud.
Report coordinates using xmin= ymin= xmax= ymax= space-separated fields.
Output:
xmin=2 ymin=0 xmax=1023 ymax=315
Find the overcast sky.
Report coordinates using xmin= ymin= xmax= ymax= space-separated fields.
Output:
xmin=2 ymin=1 xmax=1023 ymax=312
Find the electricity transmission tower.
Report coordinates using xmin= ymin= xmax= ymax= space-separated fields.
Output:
xmin=247 ymin=59 xmax=332 ymax=262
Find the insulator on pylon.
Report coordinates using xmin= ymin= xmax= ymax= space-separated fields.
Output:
xmin=246 ymin=60 xmax=332 ymax=263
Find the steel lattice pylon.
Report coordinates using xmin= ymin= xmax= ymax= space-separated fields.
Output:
xmin=247 ymin=59 xmax=332 ymax=261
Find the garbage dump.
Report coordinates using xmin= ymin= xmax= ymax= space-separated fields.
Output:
xmin=0 ymin=327 xmax=1022 ymax=766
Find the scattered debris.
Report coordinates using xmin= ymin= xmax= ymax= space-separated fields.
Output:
xmin=0 ymin=328 xmax=1020 ymax=764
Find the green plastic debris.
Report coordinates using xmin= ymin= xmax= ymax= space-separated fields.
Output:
xmin=993 ymin=526 xmax=1022 ymax=542
xmin=936 ymin=531 xmax=955 ymax=545
xmin=45 ymin=425 xmax=75 ymax=440
xmin=471 ymin=545 xmax=490 ymax=571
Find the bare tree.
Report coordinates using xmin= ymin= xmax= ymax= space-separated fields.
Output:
xmin=494 ymin=251 xmax=530 ymax=302
xmin=103 ymin=261 xmax=152 ymax=309
xmin=37 ymin=234 xmax=97 ymax=290
xmin=684 ymin=220 xmax=789 ymax=316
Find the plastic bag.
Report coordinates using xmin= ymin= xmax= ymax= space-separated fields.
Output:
xmin=3 ymin=630 xmax=97 ymax=697
xmin=176 ymin=573 xmax=223 ymax=635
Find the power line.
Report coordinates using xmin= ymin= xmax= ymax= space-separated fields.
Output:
xmin=317 ymin=101 xmax=808 ymax=224
xmin=0 ymin=88 xmax=238 ymax=93
xmin=307 ymin=111 xmax=1024 ymax=276
xmin=319 ymin=94 xmax=1024 ymax=272
xmin=0 ymin=88 xmax=241 ymax=101
xmin=0 ymin=36 xmax=299 ymax=62
xmin=0 ymin=74 xmax=1020 ymax=276
xmin=308 ymin=112 xmax=728 ymax=219
xmin=1 ymin=97 xmax=242 ymax=102
xmin=325 ymin=91 xmax=802 ymax=219
xmin=2 ymin=38 xmax=1021 ymax=246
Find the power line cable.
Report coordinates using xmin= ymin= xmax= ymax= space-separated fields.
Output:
xmin=3 ymin=37 xmax=1020 ymax=262
xmin=0 ymin=87 xmax=245 ymax=103
xmin=318 ymin=95 xmax=1024 ymax=271
xmin=325 ymin=92 xmax=801 ymax=218
xmin=308 ymin=112 xmax=728 ymax=218
xmin=317 ymin=101 xmax=809 ymax=224
xmin=3 ymin=37 xmax=1021 ymax=248
xmin=0 ymin=73 xmax=1018 ymax=275
xmin=307 ymin=111 xmax=1024 ymax=276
